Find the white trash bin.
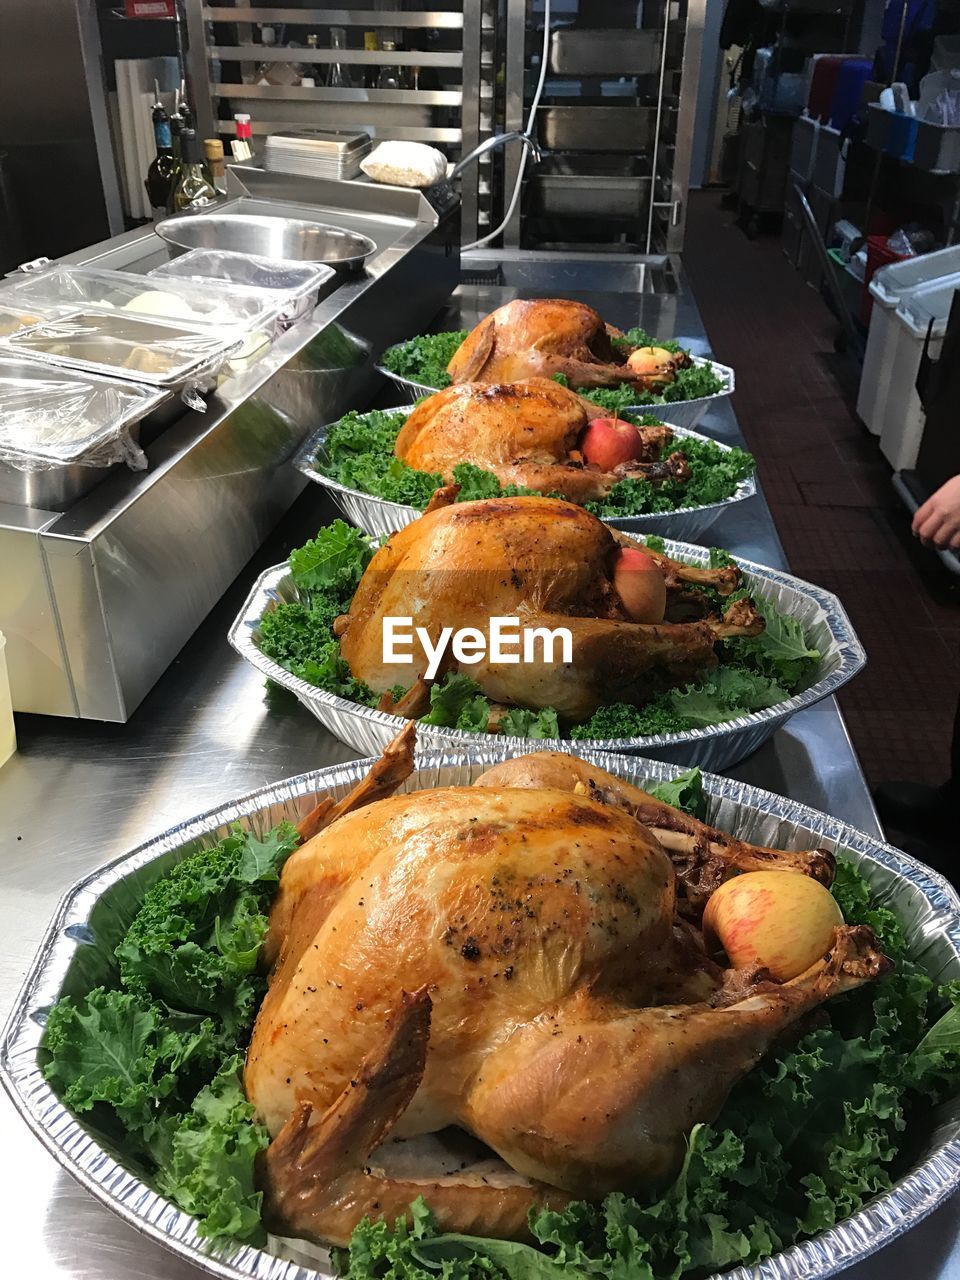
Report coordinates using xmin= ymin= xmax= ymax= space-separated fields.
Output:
xmin=857 ymin=245 xmax=960 ymax=435
xmin=879 ymin=281 xmax=960 ymax=472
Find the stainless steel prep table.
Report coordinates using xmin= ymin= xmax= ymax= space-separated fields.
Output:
xmin=1 ymin=262 xmax=956 ymax=1280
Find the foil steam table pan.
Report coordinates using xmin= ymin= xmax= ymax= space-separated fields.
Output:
xmin=374 ymin=356 xmax=736 ymax=431
xmin=228 ymin=536 xmax=865 ymax=771
xmin=294 ymin=406 xmax=757 ymax=542
xmin=1 ymin=747 xmax=958 ymax=1280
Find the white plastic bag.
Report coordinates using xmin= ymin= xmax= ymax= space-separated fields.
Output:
xmin=360 ymin=141 xmax=447 ymax=189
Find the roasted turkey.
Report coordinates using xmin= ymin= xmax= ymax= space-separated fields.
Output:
xmin=247 ymin=727 xmax=890 ymax=1247
xmin=447 ymin=298 xmax=691 ymax=392
xmin=393 ymin=377 xmax=689 ymax=503
xmin=337 ymin=494 xmax=762 ymax=721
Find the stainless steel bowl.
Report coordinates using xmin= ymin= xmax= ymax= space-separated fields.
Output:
xmin=155 ymin=212 xmax=377 ymax=271
xmin=294 ymin=405 xmax=757 ymax=542
xmin=2 ymin=747 xmax=958 ymax=1280
xmin=229 ymin=536 xmax=866 ymax=772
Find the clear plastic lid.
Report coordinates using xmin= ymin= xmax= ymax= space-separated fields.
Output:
xmin=148 ymin=248 xmax=334 ymax=305
xmin=3 ymin=264 xmax=280 ymax=335
xmin=896 ymin=280 xmax=960 ymax=338
xmin=0 ymin=356 xmax=169 ymax=472
xmin=0 ymin=310 xmax=243 ymax=387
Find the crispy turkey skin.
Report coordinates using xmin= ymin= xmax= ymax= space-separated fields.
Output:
xmin=247 ymin=742 xmax=890 ymax=1247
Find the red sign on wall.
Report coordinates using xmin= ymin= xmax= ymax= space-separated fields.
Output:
xmin=124 ymin=0 xmax=176 ymax=16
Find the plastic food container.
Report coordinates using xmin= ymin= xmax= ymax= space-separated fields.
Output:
xmin=3 ymin=264 xmax=280 ymax=338
xmin=0 ymin=631 xmax=14 ymax=768
xmin=148 ymin=248 xmax=335 ymax=328
xmin=0 ymin=356 xmax=171 ymax=509
xmin=857 ymin=244 xmax=960 ymax=434
xmin=879 ymin=280 xmax=960 ymax=472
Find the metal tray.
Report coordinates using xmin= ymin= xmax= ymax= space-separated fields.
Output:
xmin=0 ymin=310 xmax=244 ymax=390
xmin=376 ymin=356 xmax=736 ymax=431
xmin=533 ymin=155 xmax=652 ymax=219
xmin=539 ymin=105 xmax=658 ymax=152
xmin=294 ymin=405 xmax=756 ymax=541
xmin=549 ymin=28 xmax=661 ymax=76
xmin=229 ymin=536 xmax=864 ymax=771
xmin=2 ymin=747 xmax=958 ymax=1280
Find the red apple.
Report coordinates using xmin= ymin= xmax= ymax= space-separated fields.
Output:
xmin=702 ymin=871 xmax=844 ymax=982
xmin=580 ymin=417 xmax=646 ymax=472
xmin=613 ymin=547 xmax=667 ymax=624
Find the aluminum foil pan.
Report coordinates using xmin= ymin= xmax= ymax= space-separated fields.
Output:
xmin=2 ymin=746 xmax=958 ymax=1280
xmin=293 ymin=406 xmax=757 ymax=542
xmin=374 ymin=356 xmax=736 ymax=430
xmin=227 ymin=535 xmax=866 ymax=771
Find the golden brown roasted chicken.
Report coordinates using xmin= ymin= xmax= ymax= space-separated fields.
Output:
xmin=393 ymin=377 xmax=688 ymax=503
xmin=337 ymin=494 xmax=762 ymax=721
xmin=246 ymin=731 xmax=889 ymax=1248
xmin=447 ymin=299 xmax=690 ymax=392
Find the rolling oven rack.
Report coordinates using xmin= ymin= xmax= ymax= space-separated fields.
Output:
xmin=500 ymin=0 xmax=705 ymax=254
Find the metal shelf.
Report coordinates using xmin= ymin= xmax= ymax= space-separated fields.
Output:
xmin=211 ymin=46 xmax=463 ymax=66
xmin=185 ymin=0 xmax=487 ymax=242
xmin=203 ymin=7 xmax=464 ymax=25
xmin=214 ymin=84 xmax=462 ymax=105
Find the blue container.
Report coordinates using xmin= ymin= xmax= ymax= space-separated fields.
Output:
xmin=829 ymin=57 xmax=872 ymax=131
xmin=885 ymin=111 xmax=919 ymax=162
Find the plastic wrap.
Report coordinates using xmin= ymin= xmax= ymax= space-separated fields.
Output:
xmin=148 ymin=249 xmax=334 ymax=326
xmin=4 ymin=263 xmax=280 ymax=335
xmin=0 ymin=310 xmax=243 ymax=389
xmin=0 ymin=358 xmax=168 ymax=473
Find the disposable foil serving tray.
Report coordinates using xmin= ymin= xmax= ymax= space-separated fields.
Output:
xmin=1 ymin=747 xmax=958 ymax=1280
xmin=294 ymin=405 xmax=757 ymax=542
xmin=0 ymin=310 xmax=245 ymax=390
xmin=228 ymin=535 xmax=865 ymax=770
xmin=375 ymin=356 xmax=736 ymax=431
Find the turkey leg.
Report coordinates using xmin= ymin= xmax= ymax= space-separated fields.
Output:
xmin=461 ymin=926 xmax=889 ymax=1196
xmin=471 ymin=604 xmax=763 ymax=721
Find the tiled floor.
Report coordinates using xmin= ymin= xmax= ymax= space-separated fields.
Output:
xmin=683 ymin=191 xmax=960 ymax=792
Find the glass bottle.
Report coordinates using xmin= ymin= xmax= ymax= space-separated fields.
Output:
xmin=203 ymin=138 xmax=226 ymax=193
xmin=376 ymin=39 xmax=402 ymax=90
xmin=326 ymin=26 xmax=352 ymax=88
xmin=363 ymin=30 xmax=377 ymax=89
xmin=173 ymin=129 xmax=218 ymax=212
xmin=145 ymin=88 xmax=176 ymax=220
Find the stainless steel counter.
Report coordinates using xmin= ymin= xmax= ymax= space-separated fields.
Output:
xmin=1 ymin=263 xmax=956 ymax=1280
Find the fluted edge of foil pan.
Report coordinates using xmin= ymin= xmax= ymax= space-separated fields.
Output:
xmin=292 ymin=407 xmax=757 ymax=541
xmin=1 ymin=746 xmax=958 ymax=1280
xmin=374 ymin=357 xmax=736 ymax=431
xmin=227 ymin=535 xmax=865 ymax=771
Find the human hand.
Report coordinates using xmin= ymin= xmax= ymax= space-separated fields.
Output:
xmin=913 ymin=475 xmax=960 ymax=549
